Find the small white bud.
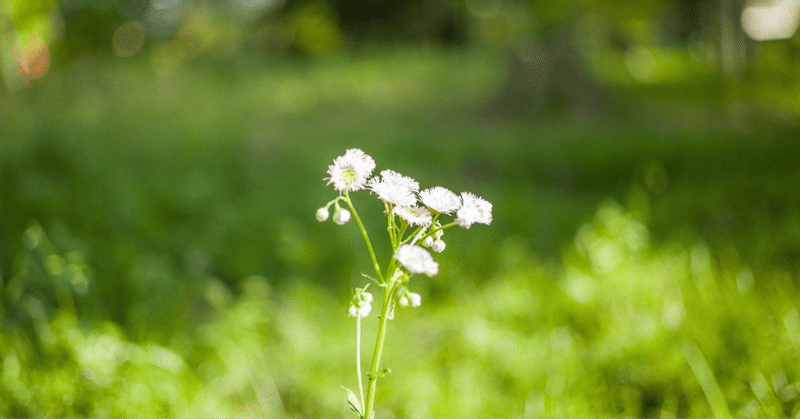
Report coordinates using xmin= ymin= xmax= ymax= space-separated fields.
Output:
xmin=358 ymin=302 xmax=372 ymax=318
xmin=423 ymin=236 xmax=434 ymax=247
xmin=398 ymin=295 xmax=410 ymax=307
xmin=334 ymin=208 xmax=351 ymax=225
xmin=408 ymin=292 xmax=421 ymax=307
xmin=398 ymin=292 xmax=422 ymax=308
xmin=316 ymin=207 xmax=330 ymax=222
xmin=432 ymin=239 xmax=445 ymax=253
xmin=362 ymin=291 xmax=373 ymax=303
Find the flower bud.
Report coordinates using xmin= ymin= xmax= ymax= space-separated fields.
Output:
xmin=362 ymin=291 xmax=373 ymax=303
xmin=316 ymin=207 xmax=330 ymax=222
xmin=398 ymin=291 xmax=422 ymax=308
xmin=423 ymin=236 xmax=434 ymax=247
xmin=432 ymin=239 xmax=445 ymax=253
xmin=398 ymin=295 xmax=410 ymax=307
xmin=408 ymin=292 xmax=421 ymax=307
xmin=333 ymin=208 xmax=351 ymax=225
xmin=348 ymin=301 xmax=371 ymax=318
xmin=358 ymin=302 xmax=372 ymax=317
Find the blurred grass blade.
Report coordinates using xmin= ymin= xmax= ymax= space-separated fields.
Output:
xmin=684 ymin=343 xmax=731 ymax=418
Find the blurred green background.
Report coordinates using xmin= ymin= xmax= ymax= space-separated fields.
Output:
xmin=2 ymin=0 xmax=800 ymax=417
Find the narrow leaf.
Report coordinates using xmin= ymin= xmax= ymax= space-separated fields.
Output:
xmin=341 ymin=386 xmax=363 ymax=417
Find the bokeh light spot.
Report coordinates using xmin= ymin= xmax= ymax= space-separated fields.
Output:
xmin=742 ymin=0 xmax=800 ymax=40
xmin=113 ymin=21 xmax=146 ymax=58
xmin=625 ymin=46 xmax=657 ymax=83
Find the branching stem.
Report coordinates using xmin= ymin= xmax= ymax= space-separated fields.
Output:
xmin=344 ymin=191 xmax=384 ymax=283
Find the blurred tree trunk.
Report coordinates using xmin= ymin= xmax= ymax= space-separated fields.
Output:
xmin=495 ymin=27 xmax=605 ymax=116
xmin=712 ymin=0 xmax=753 ymax=79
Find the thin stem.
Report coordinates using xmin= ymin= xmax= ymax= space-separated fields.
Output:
xmin=364 ymin=284 xmax=396 ymax=419
xmin=344 ymin=191 xmax=384 ymax=283
xmin=413 ymin=221 xmax=460 ymax=245
xmin=401 ymin=226 xmax=425 ymax=245
xmin=356 ymin=315 xmax=365 ymax=412
xmin=385 ymin=202 xmax=396 ymax=245
xmin=395 ymin=222 xmax=408 ymax=251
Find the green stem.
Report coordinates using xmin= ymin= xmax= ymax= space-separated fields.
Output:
xmin=356 ymin=315 xmax=365 ymax=412
xmin=411 ymin=221 xmax=460 ymax=246
xmin=385 ymin=202 xmax=396 ymax=245
xmin=344 ymin=191 xmax=384 ymax=283
xmin=395 ymin=222 xmax=408 ymax=251
xmin=364 ymin=284 xmax=396 ymax=419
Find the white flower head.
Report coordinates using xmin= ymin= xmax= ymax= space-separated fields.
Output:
xmin=456 ymin=192 xmax=493 ymax=229
xmin=396 ymin=244 xmax=438 ymax=277
xmin=419 ymin=187 xmax=461 ymax=215
xmin=333 ymin=208 xmax=351 ymax=225
xmin=326 ymin=148 xmax=376 ymax=193
xmin=316 ymin=207 xmax=329 ymax=222
xmin=432 ymin=239 xmax=446 ymax=253
xmin=393 ymin=206 xmax=433 ymax=227
xmin=368 ymin=169 xmax=419 ymax=208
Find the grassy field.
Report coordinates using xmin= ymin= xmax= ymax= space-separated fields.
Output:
xmin=2 ymin=47 xmax=800 ymax=417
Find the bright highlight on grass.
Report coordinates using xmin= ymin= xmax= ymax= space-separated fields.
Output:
xmin=317 ymin=148 xmax=492 ymax=418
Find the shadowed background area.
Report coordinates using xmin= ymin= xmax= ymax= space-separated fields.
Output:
xmin=2 ymin=0 xmax=800 ymax=416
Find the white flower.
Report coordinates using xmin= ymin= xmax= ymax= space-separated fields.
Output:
xmin=396 ymin=244 xmax=438 ymax=277
xmin=419 ymin=187 xmax=461 ymax=215
xmin=432 ymin=239 xmax=446 ymax=253
xmin=326 ymin=148 xmax=376 ymax=193
xmin=368 ymin=170 xmax=419 ymax=208
xmin=316 ymin=207 xmax=329 ymax=222
xmin=333 ymin=208 xmax=351 ymax=225
xmin=393 ymin=206 xmax=433 ymax=227
xmin=455 ymin=192 xmax=493 ymax=229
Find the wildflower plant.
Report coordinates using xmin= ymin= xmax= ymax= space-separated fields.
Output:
xmin=317 ymin=148 xmax=492 ymax=418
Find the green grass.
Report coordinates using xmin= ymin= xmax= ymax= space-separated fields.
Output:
xmin=1 ymin=46 xmax=799 ymax=417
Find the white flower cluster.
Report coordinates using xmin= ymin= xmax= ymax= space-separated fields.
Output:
xmin=319 ymin=148 xmax=492 ymax=232
xmin=319 ymin=148 xmax=492 ymax=311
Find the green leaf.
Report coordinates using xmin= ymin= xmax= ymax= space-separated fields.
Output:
xmin=341 ymin=386 xmax=363 ymax=417
xmin=360 ymin=273 xmax=379 ymax=285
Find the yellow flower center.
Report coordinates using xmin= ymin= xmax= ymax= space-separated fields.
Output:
xmin=343 ymin=168 xmax=356 ymax=185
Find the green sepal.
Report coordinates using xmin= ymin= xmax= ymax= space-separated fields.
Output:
xmin=367 ymin=368 xmax=391 ymax=380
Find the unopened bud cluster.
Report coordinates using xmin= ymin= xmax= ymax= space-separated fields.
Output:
xmin=348 ymin=287 xmax=373 ymax=318
xmin=317 ymin=202 xmax=352 ymax=226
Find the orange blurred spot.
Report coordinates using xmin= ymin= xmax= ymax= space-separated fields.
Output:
xmin=19 ymin=38 xmax=50 ymax=82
